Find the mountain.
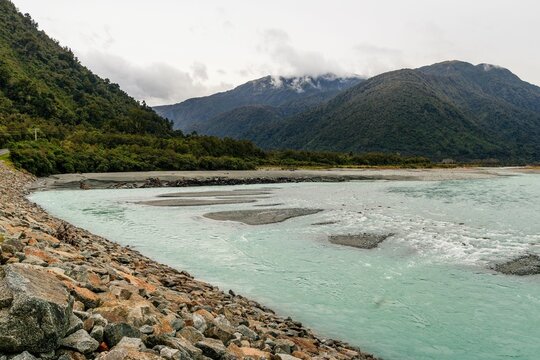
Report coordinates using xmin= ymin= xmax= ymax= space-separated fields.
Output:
xmin=153 ymin=74 xmax=363 ymax=133
xmin=238 ymin=61 xmax=540 ymax=162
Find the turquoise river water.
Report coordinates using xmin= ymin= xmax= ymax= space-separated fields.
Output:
xmin=30 ymin=174 xmax=540 ymax=360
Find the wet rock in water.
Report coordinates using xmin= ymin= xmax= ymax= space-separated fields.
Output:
xmin=204 ymin=208 xmax=323 ymax=225
xmin=253 ymin=203 xmax=284 ymax=207
xmin=311 ymin=221 xmax=338 ymax=226
xmin=158 ymin=190 xmax=272 ymax=198
xmin=495 ymin=254 xmax=540 ymax=275
xmin=0 ymin=264 xmax=73 ymax=353
xmin=58 ymin=329 xmax=100 ymax=354
xmin=329 ymin=233 xmax=394 ymax=249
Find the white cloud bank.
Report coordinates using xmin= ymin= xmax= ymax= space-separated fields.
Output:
xmin=81 ymin=51 xmax=231 ymax=106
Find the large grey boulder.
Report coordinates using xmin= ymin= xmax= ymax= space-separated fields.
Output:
xmin=195 ymin=338 xmax=227 ymax=359
xmin=10 ymin=352 xmax=38 ymax=360
xmin=236 ymin=325 xmax=258 ymax=341
xmin=0 ymin=264 xmax=73 ymax=353
xmin=103 ymin=322 xmax=141 ymax=347
xmin=59 ymin=329 xmax=100 ymax=354
xmin=145 ymin=334 xmax=202 ymax=359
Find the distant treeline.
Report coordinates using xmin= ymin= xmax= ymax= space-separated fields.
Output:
xmin=5 ymin=130 xmax=431 ymax=176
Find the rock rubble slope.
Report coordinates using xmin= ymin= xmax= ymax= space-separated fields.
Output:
xmin=0 ymin=162 xmax=377 ymax=360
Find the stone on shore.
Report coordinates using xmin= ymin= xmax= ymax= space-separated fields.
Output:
xmin=103 ymin=322 xmax=141 ymax=347
xmin=10 ymin=352 xmax=38 ymax=360
xmin=177 ymin=326 xmax=204 ymax=343
xmin=144 ymin=334 xmax=202 ymax=358
xmin=276 ymin=354 xmax=302 ymax=360
xmin=58 ymin=329 xmax=100 ymax=354
xmin=329 ymin=233 xmax=394 ymax=249
xmin=495 ymin=254 xmax=540 ymax=275
xmin=203 ymin=208 xmax=323 ymax=225
xmin=196 ymin=338 xmax=227 ymax=358
xmin=0 ymin=263 xmax=73 ymax=353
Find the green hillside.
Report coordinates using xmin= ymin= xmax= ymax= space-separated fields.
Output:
xmin=251 ymin=62 xmax=540 ymax=162
xmin=0 ymin=1 xmax=264 ymax=175
xmin=0 ymin=0 xmax=171 ymax=136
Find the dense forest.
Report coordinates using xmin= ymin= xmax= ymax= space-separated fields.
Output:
xmin=0 ymin=0 xmax=428 ymax=176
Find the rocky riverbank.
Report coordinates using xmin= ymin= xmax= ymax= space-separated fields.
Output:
xmin=0 ymin=162 xmax=378 ymax=360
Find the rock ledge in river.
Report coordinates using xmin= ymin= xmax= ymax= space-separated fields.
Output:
xmin=204 ymin=208 xmax=323 ymax=225
xmin=495 ymin=254 xmax=540 ymax=276
xmin=329 ymin=233 xmax=394 ymax=249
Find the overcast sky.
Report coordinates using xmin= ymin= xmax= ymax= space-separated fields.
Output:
xmin=10 ymin=0 xmax=540 ymax=106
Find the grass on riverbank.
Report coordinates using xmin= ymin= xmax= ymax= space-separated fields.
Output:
xmin=0 ymin=152 xmax=13 ymax=168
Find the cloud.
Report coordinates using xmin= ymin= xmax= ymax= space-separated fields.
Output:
xmin=79 ymin=25 xmax=115 ymax=50
xmin=191 ymin=62 xmax=208 ymax=81
xmin=258 ymin=28 xmax=346 ymax=77
xmin=80 ymin=51 xmax=231 ymax=105
xmin=353 ymin=43 xmax=409 ymax=76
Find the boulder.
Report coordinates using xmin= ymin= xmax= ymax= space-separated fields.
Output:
xmin=103 ymin=322 xmax=141 ymax=347
xmin=192 ymin=312 xmax=207 ymax=333
xmin=196 ymin=338 xmax=227 ymax=359
xmin=0 ymin=264 xmax=73 ymax=353
xmin=95 ymin=336 xmax=160 ymax=360
xmin=90 ymin=325 xmax=105 ymax=343
xmin=160 ymin=346 xmax=192 ymax=360
xmin=144 ymin=334 xmax=202 ymax=358
xmin=228 ymin=343 xmax=271 ymax=360
xmin=276 ymin=354 xmax=302 ymax=360
xmin=207 ymin=323 xmax=237 ymax=344
xmin=66 ymin=313 xmax=84 ymax=336
xmin=59 ymin=329 xmax=100 ymax=354
xmin=178 ymin=326 xmax=204 ymax=344
xmin=10 ymin=352 xmax=38 ymax=360
xmin=115 ymin=336 xmax=145 ymax=351
xmin=274 ymin=339 xmax=296 ymax=354
xmin=140 ymin=324 xmax=155 ymax=334
xmin=236 ymin=325 xmax=259 ymax=341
